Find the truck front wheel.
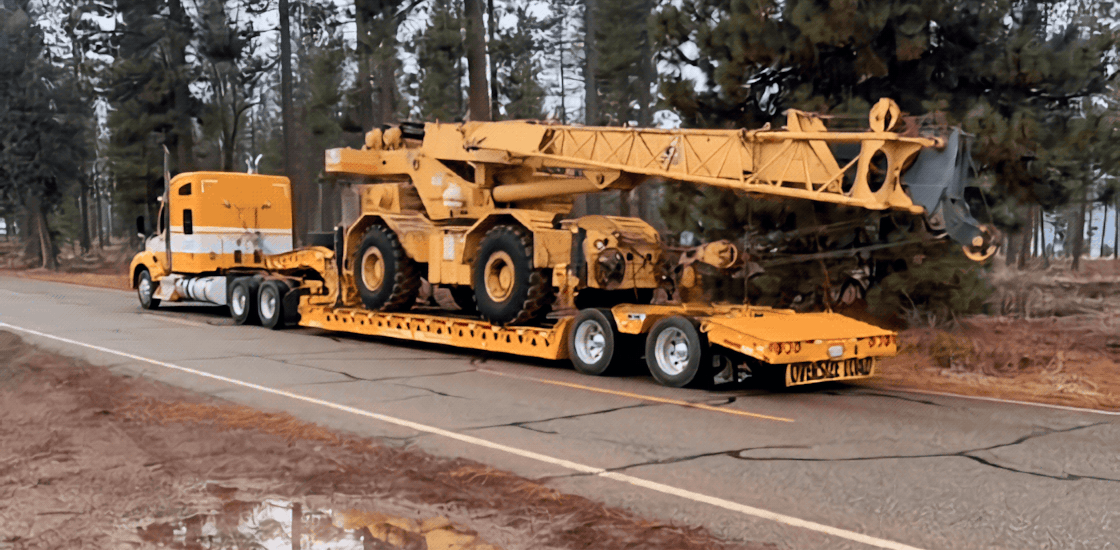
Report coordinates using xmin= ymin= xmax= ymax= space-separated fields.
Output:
xmin=355 ymin=225 xmax=420 ymax=311
xmin=473 ymin=225 xmax=553 ymax=325
xmin=136 ymin=268 xmax=160 ymax=310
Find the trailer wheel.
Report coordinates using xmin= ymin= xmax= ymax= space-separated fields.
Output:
xmin=645 ymin=316 xmax=709 ymax=387
xmin=473 ymin=225 xmax=553 ymax=325
xmin=355 ymin=225 xmax=421 ymax=311
xmin=569 ymin=309 xmax=633 ymax=376
xmin=258 ymin=280 xmax=288 ymax=330
xmin=229 ymin=277 xmax=260 ymax=325
xmin=136 ymin=268 xmax=160 ymax=310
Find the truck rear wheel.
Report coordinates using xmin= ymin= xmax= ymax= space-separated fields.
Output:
xmin=136 ymin=268 xmax=159 ymax=310
xmin=568 ymin=308 xmax=635 ymax=376
xmin=645 ymin=316 xmax=709 ymax=387
xmin=258 ymin=280 xmax=289 ymax=330
xmin=473 ymin=225 xmax=553 ymax=325
xmin=229 ymin=277 xmax=260 ymax=325
xmin=355 ymin=225 xmax=421 ymax=312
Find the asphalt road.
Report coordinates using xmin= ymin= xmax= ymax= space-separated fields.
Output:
xmin=2 ymin=275 xmax=1118 ymax=550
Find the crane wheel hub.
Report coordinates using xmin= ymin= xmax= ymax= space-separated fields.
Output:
xmin=361 ymin=247 xmax=386 ymax=291
xmin=484 ymin=250 xmax=516 ymax=302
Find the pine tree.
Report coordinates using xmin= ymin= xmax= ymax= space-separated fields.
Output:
xmin=104 ymin=0 xmax=196 ymax=236
xmin=0 ymin=0 xmax=92 ymax=268
xmin=652 ymin=0 xmax=1118 ymax=310
xmin=488 ymin=2 xmax=546 ymax=119
xmin=409 ymin=0 xmax=466 ymax=122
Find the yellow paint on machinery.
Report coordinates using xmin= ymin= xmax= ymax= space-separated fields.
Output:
xmin=128 ymin=101 xmax=948 ymax=387
xmin=130 ymin=172 xmax=294 ymax=289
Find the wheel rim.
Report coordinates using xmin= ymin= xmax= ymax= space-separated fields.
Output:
xmin=484 ymin=250 xmax=515 ymax=302
xmin=654 ymin=327 xmax=690 ymax=376
xmin=259 ymin=287 xmax=277 ymax=320
xmin=574 ymin=319 xmax=607 ymax=364
xmin=138 ymin=274 xmax=152 ymax=304
xmin=231 ymin=286 xmax=246 ymax=316
xmin=361 ymin=247 xmax=386 ymax=291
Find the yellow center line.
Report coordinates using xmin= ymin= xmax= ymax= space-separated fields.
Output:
xmin=477 ymin=369 xmax=794 ymax=423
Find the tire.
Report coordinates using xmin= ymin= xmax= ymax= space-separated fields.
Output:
xmin=229 ymin=277 xmax=260 ymax=325
xmin=449 ymin=286 xmax=477 ymax=314
xmin=473 ymin=225 xmax=553 ymax=325
xmin=354 ymin=225 xmax=421 ymax=311
xmin=645 ymin=316 xmax=710 ymax=388
xmin=258 ymin=280 xmax=288 ymax=330
xmin=568 ymin=308 xmax=633 ymax=376
xmin=136 ymin=268 xmax=160 ymax=310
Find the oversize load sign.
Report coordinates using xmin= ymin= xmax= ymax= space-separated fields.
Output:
xmin=785 ymin=357 xmax=876 ymax=386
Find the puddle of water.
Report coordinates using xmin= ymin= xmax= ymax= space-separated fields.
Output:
xmin=137 ymin=489 xmax=499 ymax=550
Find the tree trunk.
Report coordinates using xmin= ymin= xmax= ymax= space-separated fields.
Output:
xmin=582 ymin=0 xmax=600 ymax=215
xmin=1100 ymin=201 xmax=1109 ymax=258
xmin=168 ymin=0 xmax=195 ymax=172
xmin=634 ymin=6 xmax=654 ymax=221
xmin=78 ymin=180 xmax=91 ymax=253
xmin=279 ymin=0 xmax=305 ymax=246
xmin=486 ymin=0 xmax=500 ymax=118
xmin=291 ymin=502 xmax=302 ymax=550
xmin=464 ymin=0 xmax=491 ymax=121
xmin=1017 ymin=208 xmax=1031 ymax=270
xmin=28 ymin=195 xmax=56 ymax=270
xmin=1071 ymin=189 xmax=1088 ymax=271
xmin=1040 ymin=207 xmax=1050 ymax=268
xmin=1031 ymin=205 xmax=1039 ymax=257
xmin=93 ymin=179 xmax=104 ymax=248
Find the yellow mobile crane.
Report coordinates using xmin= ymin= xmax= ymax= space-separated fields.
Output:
xmin=130 ymin=99 xmax=995 ymax=388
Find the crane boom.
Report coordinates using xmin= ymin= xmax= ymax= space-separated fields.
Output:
xmin=326 ymin=98 xmax=996 ymax=261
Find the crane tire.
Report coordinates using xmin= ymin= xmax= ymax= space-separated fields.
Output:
xmin=473 ymin=225 xmax=553 ymax=325
xmin=355 ymin=225 xmax=421 ymax=312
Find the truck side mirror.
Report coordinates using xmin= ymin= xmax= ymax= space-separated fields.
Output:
xmin=136 ymin=215 xmax=146 ymax=238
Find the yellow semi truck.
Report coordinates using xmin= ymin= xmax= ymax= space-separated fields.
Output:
xmin=130 ymin=99 xmax=990 ymax=388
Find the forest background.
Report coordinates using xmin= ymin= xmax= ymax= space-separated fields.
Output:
xmin=1 ymin=0 xmax=1118 ymax=320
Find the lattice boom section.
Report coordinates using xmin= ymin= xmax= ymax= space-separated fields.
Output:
xmin=298 ymin=305 xmax=572 ymax=360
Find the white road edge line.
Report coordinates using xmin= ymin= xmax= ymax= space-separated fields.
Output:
xmin=0 ymin=321 xmax=926 ymax=550
xmin=879 ymin=386 xmax=1120 ymax=416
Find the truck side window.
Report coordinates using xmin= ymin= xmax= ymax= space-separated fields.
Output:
xmin=178 ymin=183 xmax=191 ymax=196
xmin=183 ymin=209 xmax=193 ymax=235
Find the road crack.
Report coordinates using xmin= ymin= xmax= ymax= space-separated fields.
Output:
xmin=581 ymin=421 xmax=1120 ymax=483
xmin=461 ymin=403 xmax=651 ymax=432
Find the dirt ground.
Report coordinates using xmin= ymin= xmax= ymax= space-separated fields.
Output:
xmin=0 ymin=330 xmax=770 ymax=550
xmin=864 ymin=314 xmax=1120 ymax=411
